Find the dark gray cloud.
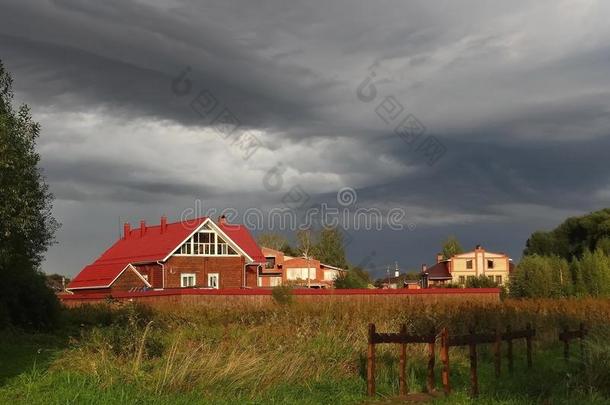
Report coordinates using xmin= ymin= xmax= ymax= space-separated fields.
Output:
xmin=2 ymin=0 xmax=610 ymax=278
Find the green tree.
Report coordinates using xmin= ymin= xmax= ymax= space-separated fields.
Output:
xmin=441 ymin=235 xmax=464 ymax=259
xmin=334 ymin=266 xmax=370 ymax=289
xmin=576 ymin=249 xmax=610 ymax=297
xmin=0 ymin=61 xmax=60 ymax=329
xmin=523 ymin=209 xmax=610 ymax=260
xmin=509 ymin=255 xmax=570 ymax=298
xmin=312 ymin=227 xmax=348 ymax=269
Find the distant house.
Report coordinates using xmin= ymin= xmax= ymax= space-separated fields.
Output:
xmin=67 ymin=215 xmax=266 ymax=293
xmin=422 ymin=245 xmax=514 ymax=287
xmin=259 ymin=247 xmax=347 ymax=288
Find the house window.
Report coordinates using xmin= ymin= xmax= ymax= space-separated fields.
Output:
xmin=459 ymin=275 xmax=465 ymax=285
xmin=207 ymin=273 xmax=219 ymax=289
xmin=324 ymin=270 xmax=338 ymax=281
xmin=181 ymin=273 xmax=196 ymax=287
xmin=466 ymin=260 xmax=473 ymax=269
xmin=488 ymin=275 xmax=494 ymax=281
xmin=265 ymin=257 xmax=276 ymax=269
xmin=287 ymin=268 xmax=316 ymax=280
xmin=467 ymin=275 xmax=475 ymax=283
xmin=270 ymin=277 xmax=282 ymax=287
xmin=487 ymin=259 xmax=494 ymax=269
xmin=495 ymin=275 xmax=502 ymax=285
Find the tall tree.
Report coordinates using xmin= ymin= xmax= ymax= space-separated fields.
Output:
xmin=296 ymin=229 xmax=316 ymax=258
xmin=441 ymin=235 xmax=464 ymax=259
xmin=0 ymin=61 xmax=60 ymax=329
xmin=313 ymin=227 xmax=348 ymax=269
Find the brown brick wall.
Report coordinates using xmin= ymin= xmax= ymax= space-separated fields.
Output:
xmin=164 ymin=256 xmax=246 ymax=289
xmin=111 ymin=267 xmax=148 ymax=291
xmin=135 ymin=263 xmax=163 ymax=288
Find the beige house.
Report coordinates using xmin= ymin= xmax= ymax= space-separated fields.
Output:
xmin=423 ymin=245 xmax=514 ymax=287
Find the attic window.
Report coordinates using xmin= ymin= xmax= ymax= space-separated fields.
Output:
xmin=176 ymin=229 xmax=239 ymax=256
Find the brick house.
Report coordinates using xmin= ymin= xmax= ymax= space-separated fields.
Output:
xmin=258 ymin=247 xmax=346 ymax=288
xmin=421 ymin=245 xmax=514 ymax=287
xmin=67 ymin=216 xmax=266 ymax=293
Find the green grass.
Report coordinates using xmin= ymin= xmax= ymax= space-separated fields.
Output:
xmin=1 ymin=299 xmax=609 ymax=404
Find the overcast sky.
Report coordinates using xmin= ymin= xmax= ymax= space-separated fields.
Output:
xmin=2 ymin=0 xmax=610 ymax=278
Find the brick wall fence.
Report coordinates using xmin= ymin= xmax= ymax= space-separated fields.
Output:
xmin=59 ymin=288 xmax=501 ymax=308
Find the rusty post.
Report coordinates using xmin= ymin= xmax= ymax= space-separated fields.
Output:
xmin=469 ymin=328 xmax=478 ymax=397
xmin=563 ymin=326 xmax=569 ymax=362
xmin=440 ymin=327 xmax=450 ymax=395
xmin=399 ymin=323 xmax=407 ymax=396
xmin=506 ymin=325 xmax=514 ymax=374
xmin=426 ymin=329 xmax=435 ymax=393
xmin=526 ymin=323 xmax=533 ymax=369
xmin=367 ymin=323 xmax=376 ymax=396
xmin=494 ymin=328 xmax=501 ymax=378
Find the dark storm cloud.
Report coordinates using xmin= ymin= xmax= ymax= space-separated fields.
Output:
xmin=2 ymin=0 xmax=610 ymax=277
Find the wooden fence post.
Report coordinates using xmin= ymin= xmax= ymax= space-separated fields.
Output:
xmin=399 ymin=323 xmax=407 ymax=396
xmin=426 ymin=329 xmax=435 ymax=393
xmin=469 ymin=328 xmax=478 ymax=397
xmin=367 ymin=323 xmax=376 ymax=396
xmin=494 ymin=328 xmax=501 ymax=378
xmin=506 ymin=325 xmax=513 ymax=374
xmin=562 ymin=326 xmax=569 ymax=362
xmin=526 ymin=323 xmax=533 ymax=369
xmin=440 ymin=327 xmax=450 ymax=395
xmin=579 ymin=322 xmax=586 ymax=369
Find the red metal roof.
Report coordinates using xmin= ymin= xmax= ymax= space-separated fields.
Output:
xmin=68 ymin=217 xmax=264 ymax=290
xmin=217 ymin=222 xmax=265 ymax=263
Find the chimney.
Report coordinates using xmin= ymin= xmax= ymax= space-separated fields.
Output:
xmin=421 ymin=263 xmax=427 ymax=273
xmin=123 ymin=222 xmax=131 ymax=239
xmin=475 ymin=244 xmax=482 ymax=250
xmin=218 ymin=214 xmax=227 ymax=225
xmin=160 ymin=216 xmax=167 ymax=234
xmin=140 ymin=220 xmax=146 ymax=237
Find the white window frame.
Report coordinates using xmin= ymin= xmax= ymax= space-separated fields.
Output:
xmin=180 ymin=273 xmax=196 ymax=288
xmin=207 ymin=273 xmax=219 ymax=289
xmin=175 ymin=229 xmax=239 ymax=257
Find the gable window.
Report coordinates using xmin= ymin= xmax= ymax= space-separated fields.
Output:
xmin=487 ymin=259 xmax=494 ymax=269
xmin=466 ymin=260 xmax=473 ymax=269
xmin=180 ymin=273 xmax=196 ymax=288
xmin=175 ymin=227 xmax=239 ymax=257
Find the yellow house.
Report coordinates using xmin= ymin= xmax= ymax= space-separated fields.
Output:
xmin=423 ymin=245 xmax=514 ymax=286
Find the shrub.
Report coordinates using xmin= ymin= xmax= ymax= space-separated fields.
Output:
xmin=271 ymin=285 xmax=293 ymax=305
xmin=466 ymin=275 xmax=498 ymax=288
xmin=333 ymin=271 xmax=368 ymax=289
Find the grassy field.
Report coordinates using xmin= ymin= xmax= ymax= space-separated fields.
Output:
xmin=1 ymin=298 xmax=609 ymax=404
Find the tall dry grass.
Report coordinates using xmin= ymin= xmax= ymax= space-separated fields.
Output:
xmin=52 ymin=298 xmax=610 ymax=399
